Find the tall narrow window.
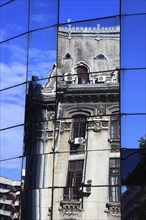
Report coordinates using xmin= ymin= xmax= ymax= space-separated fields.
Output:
xmin=64 ymin=160 xmax=84 ymax=200
xmin=111 ymin=114 xmax=120 ymax=139
xmin=72 ymin=115 xmax=86 ymax=139
xmin=77 ymin=66 xmax=89 ymax=84
xmin=109 ymin=158 xmax=120 ymax=202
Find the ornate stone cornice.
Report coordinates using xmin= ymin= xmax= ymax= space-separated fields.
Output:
xmin=59 ymin=24 xmax=120 ymax=34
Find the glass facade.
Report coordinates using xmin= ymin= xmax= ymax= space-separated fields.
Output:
xmin=0 ymin=1 xmax=146 ymax=219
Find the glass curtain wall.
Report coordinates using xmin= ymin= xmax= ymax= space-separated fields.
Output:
xmin=0 ymin=0 xmax=146 ymax=219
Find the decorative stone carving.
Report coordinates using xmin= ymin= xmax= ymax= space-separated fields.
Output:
xmin=106 ymin=202 xmax=121 ymax=217
xmin=48 ymin=131 xmax=53 ymax=138
xmin=102 ymin=121 xmax=108 ymax=127
xmin=59 ymin=24 xmax=120 ymax=33
xmin=94 ymin=121 xmax=102 ymax=132
xmin=64 ymin=122 xmax=71 ymax=129
xmin=97 ymin=105 xmax=106 ymax=115
xmin=48 ymin=112 xmax=55 ymax=120
xmin=88 ymin=121 xmax=95 ymax=128
xmin=59 ymin=201 xmax=82 ymax=217
xmin=88 ymin=120 xmax=108 ymax=132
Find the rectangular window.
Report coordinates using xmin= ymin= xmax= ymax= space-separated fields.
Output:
xmin=72 ymin=115 xmax=86 ymax=139
xmin=109 ymin=158 xmax=120 ymax=202
xmin=111 ymin=115 xmax=120 ymax=139
xmin=64 ymin=160 xmax=84 ymax=200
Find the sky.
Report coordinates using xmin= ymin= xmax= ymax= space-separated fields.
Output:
xmin=0 ymin=0 xmax=146 ymax=180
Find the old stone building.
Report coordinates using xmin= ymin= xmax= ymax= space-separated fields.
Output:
xmin=22 ymin=24 xmax=120 ymax=220
xmin=0 ymin=176 xmax=21 ymax=220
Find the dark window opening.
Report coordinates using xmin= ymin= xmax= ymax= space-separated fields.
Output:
xmin=72 ymin=115 xmax=87 ymax=139
xmin=109 ymin=158 xmax=120 ymax=202
xmin=111 ymin=114 xmax=120 ymax=139
xmin=77 ymin=66 xmax=89 ymax=84
xmin=64 ymin=160 xmax=84 ymax=200
xmin=64 ymin=53 xmax=71 ymax=59
xmin=94 ymin=53 xmax=106 ymax=59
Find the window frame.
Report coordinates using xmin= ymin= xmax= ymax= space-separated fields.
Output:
xmin=77 ymin=66 xmax=89 ymax=84
xmin=110 ymin=114 xmax=120 ymax=139
xmin=72 ymin=115 xmax=87 ymax=139
xmin=109 ymin=158 xmax=120 ymax=203
xmin=64 ymin=160 xmax=84 ymax=201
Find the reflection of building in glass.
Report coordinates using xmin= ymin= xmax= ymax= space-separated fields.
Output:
xmin=0 ymin=176 xmax=21 ymax=220
xmin=22 ymin=24 xmax=120 ymax=220
xmin=122 ymin=186 xmax=146 ymax=220
xmin=122 ymin=147 xmax=146 ymax=220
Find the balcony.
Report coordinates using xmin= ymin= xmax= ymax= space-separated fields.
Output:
xmin=59 ymin=200 xmax=82 ymax=215
xmin=0 ymin=198 xmax=12 ymax=205
xmin=0 ymin=209 xmax=12 ymax=217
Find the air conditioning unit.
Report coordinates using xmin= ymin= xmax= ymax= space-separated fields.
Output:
xmin=64 ymin=75 xmax=74 ymax=82
xmin=97 ymin=76 xmax=106 ymax=82
xmin=74 ymin=137 xmax=84 ymax=144
xmin=79 ymin=180 xmax=92 ymax=198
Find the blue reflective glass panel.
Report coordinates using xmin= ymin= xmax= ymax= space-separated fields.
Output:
xmin=0 ymin=85 xmax=26 ymax=128
xmin=59 ymin=0 xmax=120 ymax=23
xmin=0 ymin=36 xmax=28 ymax=89
xmin=121 ymin=115 xmax=146 ymax=149
xmin=28 ymin=28 xmax=57 ymax=84
xmin=30 ymin=0 xmax=58 ymax=30
xmin=121 ymin=15 xmax=146 ymax=68
xmin=0 ymin=1 xmax=28 ymax=41
xmin=121 ymin=70 xmax=146 ymax=114
xmin=121 ymin=0 xmax=146 ymax=14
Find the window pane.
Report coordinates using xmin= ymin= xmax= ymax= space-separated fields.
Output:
xmin=28 ymin=28 xmax=57 ymax=85
xmin=64 ymin=160 xmax=84 ymax=200
xmin=122 ymin=185 xmax=146 ymax=220
xmin=122 ymin=149 xmax=146 ymax=185
xmin=111 ymin=115 xmax=120 ymax=139
xmin=0 ymin=0 xmax=29 ymax=41
xmin=73 ymin=115 xmax=86 ymax=138
xmin=30 ymin=0 xmax=58 ymax=30
xmin=121 ymin=70 xmax=146 ymax=114
xmin=0 ymin=36 xmax=28 ymax=89
xmin=121 ymin=0 xmax=146 ymax=14
xmin=121 ymin=15 xmax=146 ymax=68
xmin=0 ymin=158 xmax=22 ymax=180
xmin=121 ymin=115 xmax=146 ymax=149
xmin=59 ymin=0 xmax=120 ymax=23
xmin=0 ymin=85 xmax=26 ymax=128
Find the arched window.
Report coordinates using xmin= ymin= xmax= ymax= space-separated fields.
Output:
xmin=64 ymin=53 xmax=71 ymax=59
xmin=110 ymin=114 xmax=120 ymax=139
xmin=94 ymin=53 xmax=106 ymax=60
xmin=77 ymin=66 xmax=89 ymax=84
xmin=72 ymin=115 xmax=87 ymax=138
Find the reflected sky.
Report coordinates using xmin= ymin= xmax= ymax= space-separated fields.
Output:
xmin=121 ymin=115 xmax=146 ymax=149
xmin=30 ymin=0 xmax=58 ymax=29
xmin=59 ymin=0 xmax=120 ymax=23
xmin=121 ymin=70 xmax=146 ymax=114
xmin=121 ymin=14 xmax=146 ymax=68
xmin=0 ymin=1 xmax=29 ymax=41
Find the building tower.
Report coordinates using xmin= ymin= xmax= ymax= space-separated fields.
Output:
xmin=22 ymin=24 xmax=120 ymax=220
